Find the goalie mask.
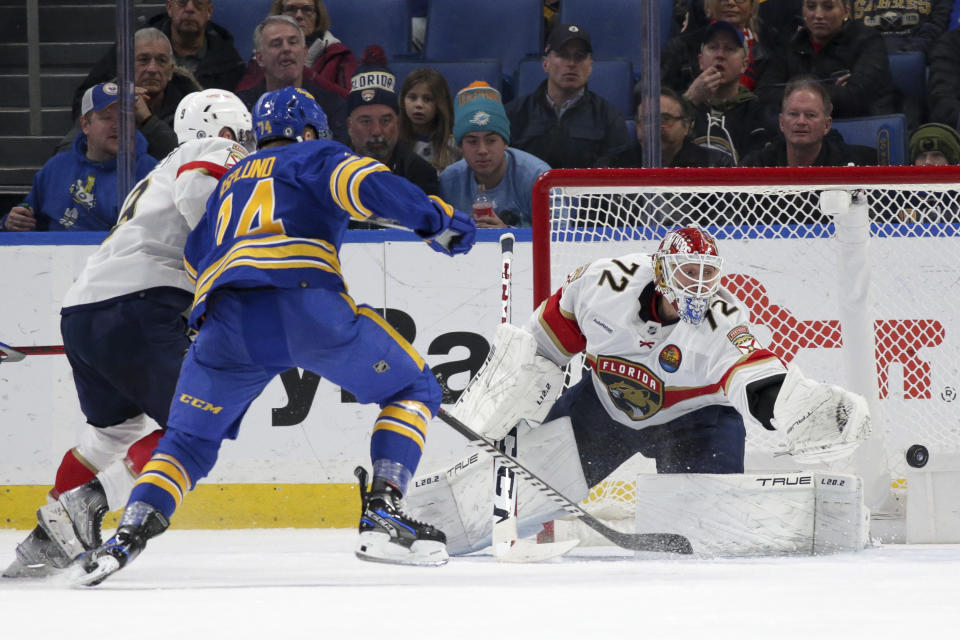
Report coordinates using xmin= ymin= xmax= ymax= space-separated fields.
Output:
xmin=252 ymin=87 xmax=331 ymax=147
xmin=174 ymin=89 xmax=254 ymax=150
xmin=653 ymin=227 xmax=724 ymax=326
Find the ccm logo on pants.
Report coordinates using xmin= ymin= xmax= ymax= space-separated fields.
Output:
xmin=179 ymin=394 xmax=223 ymax=414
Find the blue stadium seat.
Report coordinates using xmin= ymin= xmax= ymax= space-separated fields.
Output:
xmin=559 ymin=0 xmax=674 ymax=67
xmin=513 ymin=58 xmax=633 ymax=117
xmin=424 ymin=0 xmax=542 ymax=80
xmin=390 ymin=59 xmax=502 ymax=96
xmin=212 ymin=0 xmax=273 ymax=60
xmin=831 ymin=113 xmax=908 ymax=166
xmin=325 ymin=0 xmax=412 ymax=60
xmin=888 ymin=51 xmax=927 ymax=100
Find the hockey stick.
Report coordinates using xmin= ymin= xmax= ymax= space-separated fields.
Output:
xmin=490 ymin=234 xmax=578 ymax=562
xmin=437 ymin=408 xmax=693 ymax=554
xmin=0 ymin=341 xmax=66 ymax=363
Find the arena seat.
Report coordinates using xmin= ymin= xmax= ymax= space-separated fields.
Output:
xmin=212 ymin=0 xmax=273 ymax=59
xmin=559 ymin=0 xmax=674 ymax=65
xmin=513 ymin=57 xmax=633 ymax=117
xmin=424 ymin=0 xmax=542 ymax=82
xmin=325 ymin=0 xmax=412 ymax=59
xmin=389 ymin=59 xmax=502 ymax=96
xmin=831 ymin=113 xmax=908 ymax=166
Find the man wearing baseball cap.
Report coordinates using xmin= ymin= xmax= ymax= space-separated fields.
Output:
xmin=440 ymin=81 xmax=549 ymax=228
xmin=1 ymin=82 xmax=156 ymax=232
xmin=506 ymin=23 xmax=630 ymax=169
xmin=682 ymin=21 xmax=773 ymax=164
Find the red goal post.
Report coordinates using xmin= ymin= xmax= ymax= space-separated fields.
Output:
xmin=530 ymin=165 xmax=960 ymax=538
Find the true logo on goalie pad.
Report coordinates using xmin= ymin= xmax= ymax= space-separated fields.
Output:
xmin=595 ymin=356 xmax=664 ymax=420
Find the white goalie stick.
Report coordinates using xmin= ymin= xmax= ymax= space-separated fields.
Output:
xmin=490 ymin=233 xmax=577 ymax=562
xmin=0 ymin=340 xmax=66 ymax=364
xmin=437 ymin=408 xmax=693 ymax=555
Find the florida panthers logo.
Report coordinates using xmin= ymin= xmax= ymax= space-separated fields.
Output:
xmin=596 ymin=356 xmax=664 ymax=421
xmin=69 ymin=175 xmax=97 ymax=210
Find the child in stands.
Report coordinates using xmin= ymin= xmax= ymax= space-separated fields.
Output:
xmin=399 ymin=68 xmax=461 ymax=171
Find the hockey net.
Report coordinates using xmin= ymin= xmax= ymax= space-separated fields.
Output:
xmin=530 ymin=166 xmax=960 ymax=544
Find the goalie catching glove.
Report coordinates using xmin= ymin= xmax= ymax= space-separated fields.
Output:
xmin=450 ymin=323 xmax=565 ymax=441
xmin=772 ymin=365 xmax=871 ymax=463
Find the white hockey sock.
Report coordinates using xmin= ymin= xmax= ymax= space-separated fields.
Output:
xmin=75 ymin=415 xmax=148 ymax=472
xmin=96 ymin=460 xmax=137 ymax=512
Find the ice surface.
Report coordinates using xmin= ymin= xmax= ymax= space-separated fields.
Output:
xmin=2 ymin=529 xmax=959 ymax=639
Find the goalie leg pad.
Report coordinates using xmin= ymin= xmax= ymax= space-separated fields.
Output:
xmin=632 ymin=471 xmax=869 ymax=556
xmin=449 ymin=323 xmax=565 ymax=441
xmin=405 ymin=417 xmax=589 ymax=555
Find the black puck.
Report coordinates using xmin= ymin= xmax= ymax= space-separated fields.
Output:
xmin=906 ymin=444 xmax=929 ymax=468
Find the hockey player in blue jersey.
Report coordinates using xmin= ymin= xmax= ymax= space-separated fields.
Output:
xmin=73 ymin=87 xmax=477 ymax=585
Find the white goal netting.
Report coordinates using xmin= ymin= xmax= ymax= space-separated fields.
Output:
xmin=530 ymin=166 xmax=960 ymax=539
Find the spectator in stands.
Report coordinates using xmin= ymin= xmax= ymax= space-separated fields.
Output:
xmin=883 ymin=122 xmax=960 ymax=223
xmin=662 ymin=0 xmax=772 ymax=93
xmin=399 ymin=68 xmax=460 ymax=171
xmin=616 ymin=89 xmax=734 ymax=167
xmin=57 ymin=29 xmax=200 ymax=161
xmin=439 ymin=82 xmax=550 ymax=228
xmin=928 ymin=28 xmax=960 ymax=130
xmin=72 ymin=0 xmax=244 ymax=119
xmin=235 ymin=15 xmax=348 ymax=142
xmin=346 ymin=48 xmax=440 ymax=196
xmin=754 ymin=0 xmax=896 ymax=120
xmin=235 ymin=1 xmax=356 ymax=98
xmin=851 ymin=0 xmax=951 ymax=53
xmin=909 ymin=123 xmax=960 ymax=166
xmin=1 ymin=84 xmax=157 ymax=232
xmin=682 ymin=21 xmax=774 ymax=164
xmin=742 ymin=76 xmax=876 ymax=166
xmin=506 ymin=23 xmax=631 ymax=169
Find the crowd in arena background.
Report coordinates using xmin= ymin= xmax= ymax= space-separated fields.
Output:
xmin=5 ymin=0 xmax=960 ymax=232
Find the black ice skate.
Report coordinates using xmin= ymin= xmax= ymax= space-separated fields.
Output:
xmin=354 ymin=466 xmax=448 ymax=567
xmin=71 ymin=501 xmax=169 ymax=587
xmin=2 ymin=525 xmax=73 ymax=578
xmin=37 ymin=478 xmax=109 ymax=563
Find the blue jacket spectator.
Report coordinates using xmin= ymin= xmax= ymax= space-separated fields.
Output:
xmin=2 ymin=84 xmax=157 ymax=232
xmin=440 ymin=81 xmax=550 ymax=228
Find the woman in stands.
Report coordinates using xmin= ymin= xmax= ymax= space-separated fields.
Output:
xmin=754 ymin=0 xmax=896 ymax=119
xmin=398 ymin=68 xmax=461 ymax=171
xmin=235 ymin=0 xmax=356 ymax=97
xmin=661 ymin=0 xmax=772 ymax=93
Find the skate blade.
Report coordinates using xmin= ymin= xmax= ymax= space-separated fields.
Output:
xmin=2 ymin=557 xmax=62 ymax=579
xmin=37 ymin=503 xmax=85 ymax=561
xmin=69 ymin=555 xmax=121 ymax=587
xmin=355 ymin=532 xmax=449 ymax=567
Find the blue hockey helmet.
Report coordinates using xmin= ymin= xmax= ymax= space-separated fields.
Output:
xmin=252 ymin=87 xmax=331 ymax=147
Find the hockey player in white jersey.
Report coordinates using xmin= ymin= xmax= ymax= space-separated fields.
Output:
xmin=3 ymin=89 xmax=252 ymax=578
xmin=405 ymin=226 xmax=872 ymax=555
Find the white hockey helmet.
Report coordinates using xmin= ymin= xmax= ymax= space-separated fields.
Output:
xmin=174 ymin=89 xmax=254 ymax=149
xmin=652 ymin=226 xmax=724 ymax=326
